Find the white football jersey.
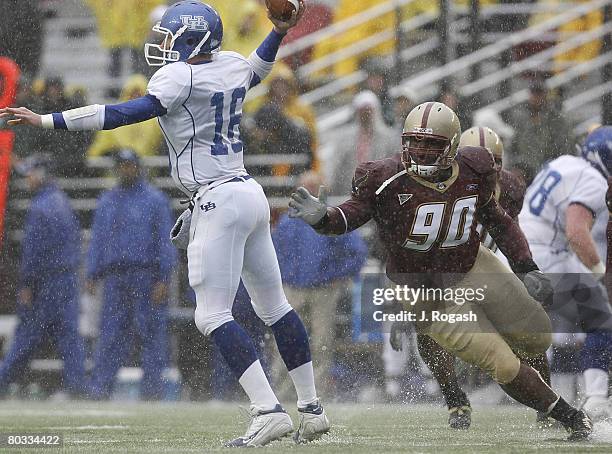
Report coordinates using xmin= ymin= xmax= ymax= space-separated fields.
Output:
xmin=147 ymin=51 xmax=256 ymax=194
xmin=519 ymin=155 xmax=608 ymax=262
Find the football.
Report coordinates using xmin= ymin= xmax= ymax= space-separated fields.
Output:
xmin=265 ymin=0 xmax=300 ymax=22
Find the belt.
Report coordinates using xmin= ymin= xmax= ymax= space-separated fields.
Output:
xmin=218 ymin=175 xmax=253 ymax=186
xmin=183 ymin=176 xmax=253 ymax=210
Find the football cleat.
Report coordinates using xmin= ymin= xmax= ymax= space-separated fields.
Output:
xmin=224 ymin=404 xmax=293 ymax=448
xmin=448 ymin=405 xmax=471 ymax=430
xmin=565 ymin=409 xmax=593 ymax=441
xmin=582 ymin=395 xmax=611 ymax=422
xmin=294 ymin=400 xmax=330 ymax=443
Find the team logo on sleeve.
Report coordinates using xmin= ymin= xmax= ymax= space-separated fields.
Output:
xmin=181 ymin=15 xmax=210 ymax=31
xmin=200 ymin=201 xmax=216 ymax=212
xmin=351 ymin=172 xmax=369 ymax=197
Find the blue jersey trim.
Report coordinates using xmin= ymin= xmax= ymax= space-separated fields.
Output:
xmin=52 ymin=112 xmax=67 ymax=129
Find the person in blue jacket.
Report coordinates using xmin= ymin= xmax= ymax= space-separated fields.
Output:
xmin=86 ymin=149 xmax=177 ymax=400
xmin=272 ymin=171 xmax=368 ymax=397
xmin=0 ymin=155 xmax=85 ymax=397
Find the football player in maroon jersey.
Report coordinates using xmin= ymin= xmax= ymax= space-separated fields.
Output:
xmin=289 ymin=102 xmax=592 ymax=440
xmin=392 ymin=125 xmax=551 ymax=429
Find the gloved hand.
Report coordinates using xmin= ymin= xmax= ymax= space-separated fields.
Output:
xmin=170 ymin=209 xmax=192 ymax=250
xmin=288 ymin=186 xmax=328 ymax=226
xmin=521 ymin=270 xmax=553 ymax=305
xmin=389 ymin=321 xmax=409 ymax=352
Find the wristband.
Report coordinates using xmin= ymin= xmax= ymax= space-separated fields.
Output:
xmin=40 ymin=114 xmax=54 ymax=129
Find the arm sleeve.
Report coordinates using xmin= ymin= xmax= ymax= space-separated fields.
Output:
xmin=478 ymin=173 xmax=537 ymax=274
xmin=247 ymin=29 xmax=286 ymax=87
xmin=312 ymin=164 xmax=376 ymax=235
xmin=568 ymin=170 xmax=606 ymax=216
xmin=43 ymin=95 xmax=167 ymax=131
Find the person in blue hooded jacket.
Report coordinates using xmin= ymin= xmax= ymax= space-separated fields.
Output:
xmin=86 ymin=149 xmax=177 ymax=400
xmin=272 ymin=171 xmax=368 ymax=397
xmin=0 ymin=155 xmax=85 ymax=397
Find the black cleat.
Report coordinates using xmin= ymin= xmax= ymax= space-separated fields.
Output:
xmin=565 ymin=410 xmax=593 ymax=441
xmin=448 ymin=405 xmax=471 ymax=430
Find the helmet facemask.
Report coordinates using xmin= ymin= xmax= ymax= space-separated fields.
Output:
xmin=144 ymin=23 xmax=186 ymax=66
xmin=402 ymin=132 xmax=456 ymax=178
xmin=144 ymin=23 xmax=212 ymax=66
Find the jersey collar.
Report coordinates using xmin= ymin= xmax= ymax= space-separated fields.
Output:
xmin=408 ymin=161 xmax=459 ymax=193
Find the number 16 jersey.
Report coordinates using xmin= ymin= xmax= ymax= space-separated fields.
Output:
xmin=519 ymin=154 xmax=608 ymax=259
xmin=147 ymin=52 xmax=256 ymax=195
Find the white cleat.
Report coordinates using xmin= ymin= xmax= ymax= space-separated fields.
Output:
xmin=294 ymin=400 xmax=330 ymax=444
xmin=582 ymin=396 xmax=611 ymax=422
xmin=225 ymin=404 xmax=293 ymax=448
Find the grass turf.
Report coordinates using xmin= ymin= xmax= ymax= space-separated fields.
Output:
xmin=0 ymin=401 xmax=611 ymax=453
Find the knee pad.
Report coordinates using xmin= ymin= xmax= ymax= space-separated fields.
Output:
xmin=194 ymin=306 xmax=233 ymax=336
xmin=475 ymin=340 xmax=522 ymax=385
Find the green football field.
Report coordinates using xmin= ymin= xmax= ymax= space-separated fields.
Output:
xmin=1 ymin=401 xmax=612 ymax=453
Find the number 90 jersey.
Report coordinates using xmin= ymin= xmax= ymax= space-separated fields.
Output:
xmin=147 ymin=52 xmax=255 ymax=195
xmin=316 ymin=146 xmax=503 ymax=275
xmin=519 ymin=155 xmax=608 ymax=260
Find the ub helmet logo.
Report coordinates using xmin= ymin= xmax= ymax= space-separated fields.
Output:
xmin=180 ymin=15 xmax=210 ymax=31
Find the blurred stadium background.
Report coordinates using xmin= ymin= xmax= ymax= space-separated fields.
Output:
xmin=0 ymin=0 xmax=611 ymax=406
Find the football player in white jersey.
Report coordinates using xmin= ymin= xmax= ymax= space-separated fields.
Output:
xmin=519 ymin=126 xmax=612 ymax=421
xmin=1 ymin=0 xmax=331 ymax=447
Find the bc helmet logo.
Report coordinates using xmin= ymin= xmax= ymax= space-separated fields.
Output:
xmin=180 ymin=15 xmax=210 ymax=31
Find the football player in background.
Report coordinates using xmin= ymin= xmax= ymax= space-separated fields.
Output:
xmin=519 ymin=125 xmax=612 ymax=422
xmin=290 ymin=102 xmax=592 ymax=440
xmin=1 ymin=0 xmax=331 ymax=447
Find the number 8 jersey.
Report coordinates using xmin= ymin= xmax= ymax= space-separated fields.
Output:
xmin=313 ymin=146 xmax=535 ymax=277
xmin=519 ymin=154 xmax=608 ymax=260
xmin=147 ymin=52 xmax=255 ymax=195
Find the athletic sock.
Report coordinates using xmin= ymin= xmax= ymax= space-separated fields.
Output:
xmin=211 ymin=321 xmax=279 ymax=410
xmin=271 ymin=310 xmax=317 ymax=407
xmin=288 ymin=362 xmax=317 ymax=407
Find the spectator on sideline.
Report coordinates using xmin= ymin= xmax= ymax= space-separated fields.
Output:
xmin=0 ymin=155 xmax=85 ymax=398
xmin=266 ymin=66 xmax=319 ymax=172
xmin=87 ymin=75 xmax=163 ymax=159
xmin=86 ymin=150 xmax=176 ymax=400
xmin=12 ymin=77 xmax=92 ymax=177
xmin=245 ymin=103 xmax=312 ymax=176
xmin=391 ymin=85 xmax=418 ymax=131
xmin=510 ymin=79 xmax=574 ymax=184
xmin=272 ymin=171 xmax=368 ymax=397
xmin=87 ymin=0 xmax=163 ymax=77
xmin=327 ymin=90 xmax=398 ymax=196
xmin=362 ymin=59 xmax=395 ymax=127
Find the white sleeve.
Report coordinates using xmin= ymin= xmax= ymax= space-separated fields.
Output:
xmin=247 ymin=51 xmax=274 ymax=82
xmin=568 ymin=170 xmax=606 ymax=214
xmin=41 ymin=104 xmax=105 ymax=131
xmin=147 ymin=64 xmax=192 ymax=113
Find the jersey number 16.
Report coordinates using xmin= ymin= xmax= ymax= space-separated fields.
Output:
xmin=210 ymin=87 xmax=247 ymax=156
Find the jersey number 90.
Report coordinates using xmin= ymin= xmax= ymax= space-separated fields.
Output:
xmin=403 ymin=196 xmax=478 ymax=252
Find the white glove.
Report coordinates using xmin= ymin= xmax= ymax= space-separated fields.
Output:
xmin=170 ymin=209 xmax=192 ymax=250
xmin=288 ymin=186 xmax=328 ymax=226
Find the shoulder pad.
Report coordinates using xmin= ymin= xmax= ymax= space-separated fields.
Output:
xmin=352 ymin=155 xmax=403 ymax=198
xmin=459 ymin=145 xmax=496 ymax=176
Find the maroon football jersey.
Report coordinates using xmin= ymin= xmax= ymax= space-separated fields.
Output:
xmin=314 ymin=146 xmax=533 ymax=279
xmin=498 ymin=169 xmax=526 ymax=220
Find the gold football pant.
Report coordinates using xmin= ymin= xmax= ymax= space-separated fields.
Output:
xmin=413 ymin=246 xmax=552 ymax=384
